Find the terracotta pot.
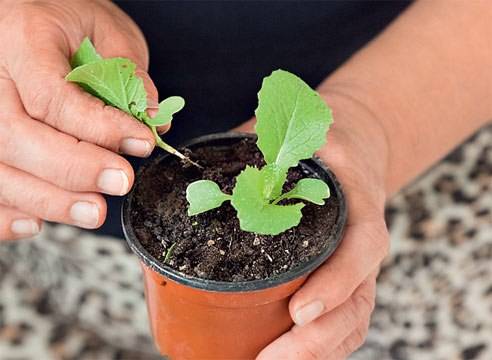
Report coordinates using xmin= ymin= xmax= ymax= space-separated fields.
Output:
xmin=122 ymin=133 xmax=347 ymax=360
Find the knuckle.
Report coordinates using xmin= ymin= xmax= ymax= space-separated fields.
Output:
xmin=300 ymin=339 xmax=324 ymax=360
xmin=44 ymin=82 xmax=80 ymax=130
xmin=352 ymin=326 xmax=368 ymax=348
xmin=290 ymin=329 xmax=325 ymax=360
xmin=28 ymin=193 xmax=56 ymax=219
xmin=341 ymin=326 xmax=368 ymax=356
xmin=340 ymin=297 xmax=363 ymax=330
xmin=96 ymin=106 xmax=127 ymax=149
xmin=23 ymin=74 xmax=57 ymax=120
xmin=76 ymin=103 xmax=128 ymax=151
xmin=62 ymin=152 xmax=85 ymax=191
xmin=355 ymin=287 xmax=376 ymax=315
xmin=368 ymin=221 xmax=390 ymax=260
xmin=339 ymin=341 xmax=353 ymax=359
xmin=66 ymin=90 xmax=121 ymax=150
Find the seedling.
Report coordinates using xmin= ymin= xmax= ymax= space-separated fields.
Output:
xmin=186 ymin=70 xmax=333 ymax=235
xmin=66 ymin=38 xmax=199 ymax=167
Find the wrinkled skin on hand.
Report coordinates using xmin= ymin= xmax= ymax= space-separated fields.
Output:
xmin=0 ymin=0 xmax=163 ymax=240
xmin=236 ymin=92 xmax=390 ymax=360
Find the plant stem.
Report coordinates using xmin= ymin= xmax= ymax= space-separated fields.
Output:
xmin=150 ymin=126 xmax=202 ymax=169
xmin=271 ymin=194 xmax=287 ymax=205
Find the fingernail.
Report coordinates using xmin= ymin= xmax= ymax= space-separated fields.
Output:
xmin=97 ymin=169 xmax=130 ymax=196
xmin=70 ymin=202 xmax=100 ymax=228
xmin=294 ymin=300 xmax=325 ymax=326
xmin=11 ymin=219 xmax=40 ymax=236
xmin=120 ymin=138 xmax=152 ymax=157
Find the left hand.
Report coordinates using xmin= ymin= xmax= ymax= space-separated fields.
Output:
xmin=235 ymin=91 xmax=390 ymax=359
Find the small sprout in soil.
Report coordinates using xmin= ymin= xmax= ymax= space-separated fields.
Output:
xmin=66 ymin=37 xmax=199 ymax=167
xmin=164 ymin=242 xmax=177 ymax=263
xmin=186 ymin=70 xmax=333 ymax=235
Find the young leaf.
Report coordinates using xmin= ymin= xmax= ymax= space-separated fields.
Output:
xmin=231 ymin=166 xmax=304 ymax=235
xmin=66 ymin=58 xmax=147 ymax=114
xmin=260 ymin=163 xmax=287 ymax=201
xmin=255 ymin=70 xmax=333 ymax=170
xmin=70 ymin=37 xmax=101 ymax=68
xmin=146 ymin=96 xmax=186 ymax=126
xmin=273 ymin=178 xmax=330 ymax=205
xmin=186 ymin=180 xmax=231 ymax=216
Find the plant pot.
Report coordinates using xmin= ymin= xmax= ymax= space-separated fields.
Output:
xmin=122 ymin=132 xmax=347 ymax=359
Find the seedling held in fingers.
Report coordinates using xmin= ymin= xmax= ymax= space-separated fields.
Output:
xmin=66 ymin=38 xmax=200 ymax=167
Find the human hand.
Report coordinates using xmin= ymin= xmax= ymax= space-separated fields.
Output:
xmin=236 ymin=92 xmax=390 ymax=359
xmin=0 ymin=0 xmax=160 ymax=240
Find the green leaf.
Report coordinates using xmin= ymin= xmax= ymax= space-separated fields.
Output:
xmin=186 ymin=180 xmax=231 ymax=216
xmin=255 ymin=69 xmax=333 ymax=170
xmin=70 ymin=37 xmax=102 ymax=69
xmin=231 ymin=166 xmax=304 ymax=235
xmin=274 ymin=178 xmax=330 ymax=205
xmin=66 ymin=58 xmax=147 ymax=115
xmin=260 ymin=164 xmax=287 ymax=201
xmin=146 ymin=96 xmax=185 ymax=126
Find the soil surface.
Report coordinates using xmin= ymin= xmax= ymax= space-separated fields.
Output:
xmin=130 ymin=138 xmax=340 ymax=281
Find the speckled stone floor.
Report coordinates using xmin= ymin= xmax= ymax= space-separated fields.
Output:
xmin=0 ymin=125 xmax=490 ymax=360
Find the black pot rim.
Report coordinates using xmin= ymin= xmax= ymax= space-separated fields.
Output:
xmin=122 ymin=132 xmax=347 ymax=292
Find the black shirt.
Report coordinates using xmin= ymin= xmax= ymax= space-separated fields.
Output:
xmin=98 ymin=1 xmax=410 ymax=237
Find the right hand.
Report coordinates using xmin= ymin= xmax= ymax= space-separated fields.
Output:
xmin=0 ymin=0 xmax=160 ymax=240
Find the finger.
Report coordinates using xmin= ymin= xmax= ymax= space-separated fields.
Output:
xmin=157 ymin=124 xmax=172 ymax=135
xmin=0 ymin=163 xmax=107 ymax=229
xmin=289 ymin=220 xmax=388 ymax=326
xmin=1 ymin=115 xmax=134 ymax=195
xmin=256 ymin=277 xmax=375 ymax=360
xmin=0 ymin=79 xmax=134 ymax=195
xmin=7 ymin=34 xmax=155 ymax=157
xmin=0 ymin=205 xmax=42 ymax=241
xmin=326 ymin=320 xmax=371 ymax=360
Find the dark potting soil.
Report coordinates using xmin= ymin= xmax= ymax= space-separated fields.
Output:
xmin=130 ymin=138 xmax=340 ymax=281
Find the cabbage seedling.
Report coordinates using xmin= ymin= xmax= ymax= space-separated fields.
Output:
xmin=186 ymin=70 xmax=333 ymax=235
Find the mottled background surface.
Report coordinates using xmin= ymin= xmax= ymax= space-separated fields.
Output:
xmin=0 ymin=126 xmax=490 ymax=360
